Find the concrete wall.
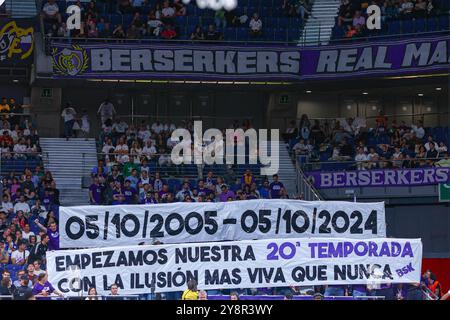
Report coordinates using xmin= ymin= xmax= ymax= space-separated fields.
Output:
xmin=290 ymin=92 xmax=448 ymax=129
xmin=386 ymin=203 xmax=450 ymax=258
xmin=30 ymin=87 xmax=62 ymax=137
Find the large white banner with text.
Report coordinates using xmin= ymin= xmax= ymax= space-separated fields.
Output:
xmin=60 ymin=200 xmax=386 ymax=248
xmin=47 ymin=237 xmax=422 ymax=295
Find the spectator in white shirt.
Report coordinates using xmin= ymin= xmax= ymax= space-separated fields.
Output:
xmin=41 ymin=0 xmax=62 ymax=24
xmin=355 ymin=147 xmax=368 ymax=170
xmin=411 ymin=121 xmax=425 ymax=139
xmin=249 ymin=13 xmax=262 ymax=38
xmin=22 ymin=224 xmax=35 ymax=242
xmin=114 ymin=137 xmax=129 ymax=163
xmin=437 ymin=142 xmax=448 ymax=156
xmin=151 ymin=121 xmax=164 ymax=134
xmin=14 ymin=198 xmax=31 ymax=214
xmin=142 ymin=140 xmax=157 ymax=160
xmin=138 ymin=125 xmax=151 ymax=142
xmin=98 ymin=98 xmax=116 ymax=124
xmin=158 ymin=148 xmax=172 ymax=167
xmin=161 ymin=0 xmax=176 ymax=23
xmin=1 ymin=194 xmax=14 ymax=215
xmin=11 ymin=241 xmax=29 ymax=266
xmin=102 ymin=138 xmax=114 ymax=155
xmin=399 ymin=0 xmax=414 ymax=16
xmin=61 ymin=103 xmax=77 ymax=140
xmin=112 ymin=119 xmax=129 ymax=137
xmin=13 ymin=138 xmax=27 ymax=159
xmin=392 ymin=147 xmax=403 ymax=168
xmin=166 ymin=135 xmax=178 ymax=150
xmin=163 ymin=122 xmax=176 ymax=132
xmin=424 ymin=136 xmax=438 ymax=151
xmin=293 ymin=139 xmax=310 ymax=155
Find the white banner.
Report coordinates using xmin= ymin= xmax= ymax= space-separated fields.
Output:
xmin=47 ymin=237 xmax=422 ymax=296
xmin=59 ymin=200 xmax=386 ymax=248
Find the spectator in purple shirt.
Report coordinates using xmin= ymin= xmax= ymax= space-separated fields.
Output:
xmin=34 ymin=219 xmax=59 ymax=250
xmin=196 ymin=180 xmax=211 ymax=197
xmin=32 ymin=273 xmax=64 ymax=300
xmin=219 ymin=184 xmax=235 ymax=202
xmin=89 ymin=176 xmax=104 ymax=205
xmin=122 ymin=180 xmax=138 ymax=204
xmin=269 ymin=174 xmax=284 ymax=199
xmin=141 ymin=191 xmax=158 ymax=204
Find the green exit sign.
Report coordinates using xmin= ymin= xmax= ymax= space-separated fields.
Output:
xmin=279 ymin=94 xmax=290 ymax=104
xmin=41 ymin=88 xmax=53 ymax=98
xmin=439 ymin=183 xmax=450 ymax=202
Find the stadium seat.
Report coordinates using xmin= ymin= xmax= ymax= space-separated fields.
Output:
xmin=237 ymin=28 xmax=249 ymax=41
xmin=110 ymin=14 xmax=123 ymax=26
xmin=402 ymin=20 xmax=414 ymax=34
xmin=278 ymin=17 xmax=289 ymax=28
xmin=415 ymin=18 xmax=426 ymax=33
xmin=188 ymin=16 xmax=200 ymax=27
xmin=224 ymin=28 xmax=237 ymax=40
xmin=388 ymin=20 xmax=401 ymax=34
xmin=438 ymin=15 xmax=449 ymax=30
xmin=176 ymin=16 xmax=187 ymax=28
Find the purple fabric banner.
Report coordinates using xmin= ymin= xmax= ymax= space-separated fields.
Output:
xmin=50 ymin=35 xmax=450 ymax=80
xmin=306 ymin=167 xmax=450 ymax=189
xmin=208 ymin=295 xmax=371 ymax=300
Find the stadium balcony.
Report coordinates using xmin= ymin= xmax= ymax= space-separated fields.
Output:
xmin=40 ymin=0 xmax=309 ymax=44
xmin=330 ymin=0 xmax=450 ymax=43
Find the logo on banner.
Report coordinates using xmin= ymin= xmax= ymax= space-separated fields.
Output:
xmin=0 ymin=21 xmax=33 ymax=61
xmin=52 ymin=44 xmax=88 ymax=76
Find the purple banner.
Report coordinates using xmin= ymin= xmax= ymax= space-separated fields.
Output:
xmin=208 ymin=295 xmax=375 ymax=300
xmin=306 ymin=167 xmax=450 ymax=189
xmin=50 ymin=35 xmax=450 ymax=80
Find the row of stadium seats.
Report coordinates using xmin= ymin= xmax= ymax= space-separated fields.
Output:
xmin=332 ymin=16 xmax=449 ymax=39
xmin=0 ymin=159 xmax=42 ymax=176
xmin=56 ymin=0 xmax=292 ymax=17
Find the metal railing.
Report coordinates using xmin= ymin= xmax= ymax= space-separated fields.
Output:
xmin=84 ymin=150 xmax=268 ymax=184
xmin=295 ymin=160 xmax=322 ymax=201
xmin=0 ymin=152 xmax=46 ymax=176
xmin=298 ymin=157 xmax=449 ymax=173
xmin=271 ymin=112 xmax=450 ymax=134
xmin=43 ymin=26 xmax=450 ymax=50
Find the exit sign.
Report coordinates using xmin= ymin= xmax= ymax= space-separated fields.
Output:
xmin=41 ymin=88 xmax=52 ymax=98
xmin=279 ymin=94 xmax=289 ymax=104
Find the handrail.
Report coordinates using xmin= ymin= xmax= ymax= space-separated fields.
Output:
xmin=272 ymin=112 xmax=450 ymax=124
xmin=295 ymin=158 xmax=323 ymax=201
xmin=300 ymin=157 xmax=448 ymax=167
xmin=44 ymin=28 xmax=449 ymax=47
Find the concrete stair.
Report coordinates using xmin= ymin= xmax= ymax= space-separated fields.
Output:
xmin=40 ymin=138 xmax=98 ymax=206
xmin=276 ymin=141 xmax=298 ymax=197
xmin=300 ymin=0 xmax=341 ymax=46
xmin=260 ymin=140 xmax=297 ymax=197
xmin=4 ymin=0 xmax=37 ymax=18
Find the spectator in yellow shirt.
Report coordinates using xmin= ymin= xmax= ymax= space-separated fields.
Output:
xmin=181 ymin=279 xmax=199 ymax=300
xmin=0 ymin=98 xmax=11 ymax=118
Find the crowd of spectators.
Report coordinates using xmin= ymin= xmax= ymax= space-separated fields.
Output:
xmin=0 ymin=163 xmax=62 ymax=299
xmin=92 ymin=100 xmax=291 ymax=205
xmin=42 ymin=0 xmax=309 ymax=42
xmin=0 ymin=98 xmax=40 ymax=161
xmin=334 ymin=0 xmax=449 ymax=39
xmin=285 ymin=112 xmax=449 ymax=171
